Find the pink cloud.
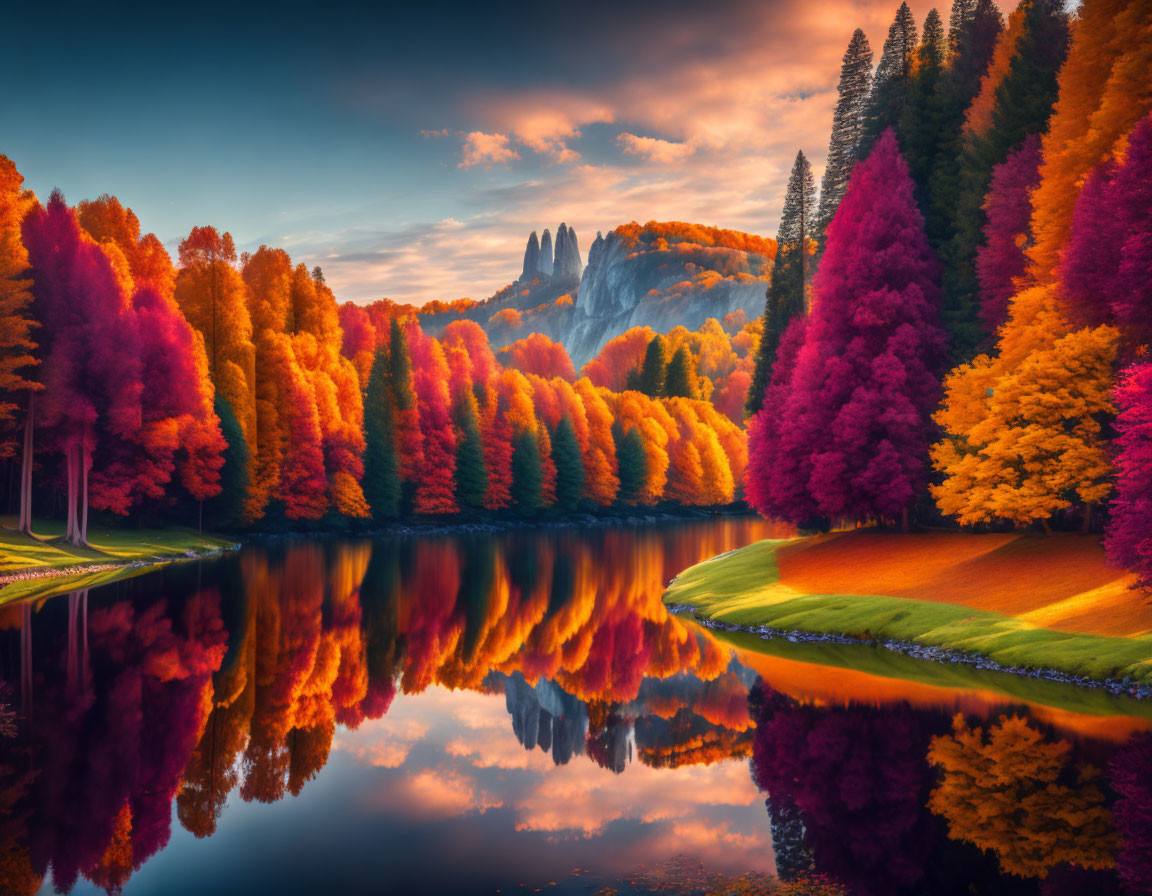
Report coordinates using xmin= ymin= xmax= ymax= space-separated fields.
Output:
xmin=617 ymin=133 xmax=695 ymax=163
xmin=459 ymin=131 xmax=521 ymax=168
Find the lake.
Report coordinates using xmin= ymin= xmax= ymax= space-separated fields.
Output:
xmin=1 ymin=519 xmax=1149 ymax=895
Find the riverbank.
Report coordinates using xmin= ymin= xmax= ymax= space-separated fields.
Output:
xmin=663 ymin=531 xmax=1152 ymax=695
xmin=0 ymin=520 xmax=237 ymax=583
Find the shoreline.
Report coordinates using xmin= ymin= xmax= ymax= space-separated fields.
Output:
xmin=667 ymin=604 xmax=1152 ymax=701
xmin=0 ymin=543 xmax=241 ymax=586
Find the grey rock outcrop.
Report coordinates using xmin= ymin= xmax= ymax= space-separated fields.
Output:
xmin=565 ymin=229 xmax=769 ymax=367
xmin=538 ymin=229 xmax=554 ymax=277
xmin=521 ymin=231 xmax=541 ymax=283
xmin=553 ymin=223 xmax=582 ymax=284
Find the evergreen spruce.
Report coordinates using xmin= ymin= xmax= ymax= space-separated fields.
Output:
xmin=613 ymin=423 xmax=647 ymax=506
xmin=664 ymin=346 xmax=698 ymax=399
xmin=817 ymin=29 xmax=874 ymax=234
xmin=861 ymin=2 xmax=918 ymax=152
xmin=453 ymin=393 xmax=487 ymax=511
xmin=939 ymin=0 xmax=1068 ymax=361
xmin=510 ymin=428 xmax=543 ymax=513
xmin=947 ymin=0 xmax=976 ymax=57
xmin=362 ymin=345 xmax=401 ymax=519
xmin=638 ymin=335 xmax=667 ymax=397
xmin=204 ymin=393 xmax=249 ymax=529
xmin=552 ymin=415 xmax=585 ymax=511
xmin=923 ymin=0 xmax=1004 ymax=248
xmin=898 ymin=9 xmax=948 ymax=199
xmin=748 ymin=151 xmax=816 ymax=417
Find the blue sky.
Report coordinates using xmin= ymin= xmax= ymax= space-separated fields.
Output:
xmin=2 ymin=0 xmax=1006 ymax=305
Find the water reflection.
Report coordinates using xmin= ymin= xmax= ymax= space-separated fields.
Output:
xmin=0 ymin=519 xmax=1148 ymax=895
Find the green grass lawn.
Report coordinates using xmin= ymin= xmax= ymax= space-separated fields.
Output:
xmin=665 ymin=539 xmax=1152 ymax=685
xmin=0 ymin=516 xmax=235 ymax=577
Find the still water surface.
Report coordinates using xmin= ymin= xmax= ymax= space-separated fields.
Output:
xmin=1 ymin=519 xmax=1150 ymax=895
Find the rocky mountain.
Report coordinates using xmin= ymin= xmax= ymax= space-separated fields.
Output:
xmin=419 ymin=220 xmax=775 ymax=368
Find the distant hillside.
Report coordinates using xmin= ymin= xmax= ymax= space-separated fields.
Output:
xmin=416 ymin=220 xmax=775 ymax=367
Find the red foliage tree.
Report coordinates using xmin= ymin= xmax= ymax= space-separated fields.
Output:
xmin=405 ymin=320 xmax=458 ymax=514
xmin=498 ymin=333 xmax=577 ymax=381
xmin=1060 ymin=110 xmax=1152 ymax=354
xmin=745 ymin=315 xmax=810 ymax=520
xmin=1104 ymin=361 xmax=1152 ymax=591
xmin=773 ymin=131 xmax=945 ymax=528
xmin=22 ymin=193 xmax=143 ymax=544
xmin=976 ymin=135 xmax=1042 ymax=335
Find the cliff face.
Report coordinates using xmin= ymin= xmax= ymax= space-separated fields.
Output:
xmin=565 ymin=223 xmax=774 ymax=367
xmin=419 ymin=221 xmax=773 ymax=364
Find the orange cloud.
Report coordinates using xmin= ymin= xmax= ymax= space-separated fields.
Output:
xmin=459 ymin=131 xmax=521 ymax=168
xmin=617 ymin=133 xmax=695 ymax=163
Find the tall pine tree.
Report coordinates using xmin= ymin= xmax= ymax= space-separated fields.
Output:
xmin=747 ymin=151 xmax=816 ymax=416
xmin=510 ymin=428 xmax=543 ymax=513
xmin=898 ymin=9 xmax=948 ymax=200
xmin=938 ymin=0 xmax=1068 ymax=361
xmin=453 ymin=390 xmax=487 ymax=511
xmin=664 ymin=346 xmax=698 ymax=399
xmin=613 ymin=423 xmax=647 ymax=506
xmin=638 ymin=335 xmax=667 ymax=398
xmin=862 ymin=2 xmax=918 ymax=152
xmin=552 ymin=415 xmax=585 ymax=511
xmin=816 ymin=29 xmax=873 ymax=234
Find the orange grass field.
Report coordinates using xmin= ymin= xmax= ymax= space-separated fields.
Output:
xmin=664 ymin=530 xmax=1152 ymax=687
xmin=775 ymin=531 xmax=1150 ymax=638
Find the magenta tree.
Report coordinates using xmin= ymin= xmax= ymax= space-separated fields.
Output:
xmin=975 ymin=135 xmax=1042 ymax=336
xmin=773 ymin=128 xmax=945 ymax=528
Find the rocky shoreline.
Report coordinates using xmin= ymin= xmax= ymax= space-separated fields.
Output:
xmin=666 ymin=604 xmax=1152 ymax=701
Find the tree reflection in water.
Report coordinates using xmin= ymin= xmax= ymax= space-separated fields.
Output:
xmin=0 ymin=519 xmax=1147 ymax=896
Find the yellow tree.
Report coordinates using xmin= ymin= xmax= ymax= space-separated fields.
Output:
xmin=932 ymin=285 xmax=1116 ymax=531
xmin=928 ymin=714 xmax=1118 ymax=878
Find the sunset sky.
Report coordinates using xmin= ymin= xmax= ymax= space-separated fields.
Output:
xmin=4 ymin=0 xmax=1013 ymax=305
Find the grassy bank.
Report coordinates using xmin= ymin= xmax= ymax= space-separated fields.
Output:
xmin=0 ymin=518 xmax=236 ymax=584
xmin=664 ymin=532 xmax=1152 ymax=686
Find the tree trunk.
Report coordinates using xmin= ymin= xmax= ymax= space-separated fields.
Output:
xmin=20 ymin=603 xmax=32 ymax=718
xmin=65 ymin=443 xmax=78 ymax=544
xmin=1040 ymin=518 xmax=1053 ymax=537
xmin=901 ymin=506 xmax=910 ymax=534
xmin=18 ymin=392 xmax=34 ymax=534
xmin=1081 ymin=502 xmax=1093 ymax=535
xmin=80 ymin=441 xmax=90 ymax=546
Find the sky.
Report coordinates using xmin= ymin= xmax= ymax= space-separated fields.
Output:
xmin=3 ymin=0 xmax=1009 ymax=306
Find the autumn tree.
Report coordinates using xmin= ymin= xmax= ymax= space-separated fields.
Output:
xmin=748 ymin=151 xmax=816 ymax=416
xmin=1025 ymin=0 xmax=1152 ymax=284
xmin=1104 ymin=362 xmax=1152 ymax=591
xmin=775 ymin=131 xmax=946 ymax=528
xmin=816 ymin=30 xmax=873 ymax=234
xmin=975 ymin=135 xmax=1042 ymax=334
xmin=932 ymin=287 xmax=1116 ymax=531
xmin=498 ymin=333 xmax=576 ymax=381
xmin=22 ymin=193 xmax=146 ymax=544
xmin=0 ymin=156 xmax=40 ymax=533
xmin=406 ymin=321 xmax=458 ymax=514
xmin=1059 ymin=110 xmax=1152 ymax=352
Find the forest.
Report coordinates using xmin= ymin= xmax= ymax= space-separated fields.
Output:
xmin=744 ymin=0 xmax=1152 ymax=590
xmin=1 ymin=0 xmax=1151 ymax=594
